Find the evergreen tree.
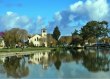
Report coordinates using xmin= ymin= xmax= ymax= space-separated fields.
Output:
xmin=52 ymin=26 xmax=61 ymax=41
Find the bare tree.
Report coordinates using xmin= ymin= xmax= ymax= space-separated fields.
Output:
xmin=3 ymin=28 xmax=28 ymax=48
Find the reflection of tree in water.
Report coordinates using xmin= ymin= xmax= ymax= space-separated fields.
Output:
xmin=3 ymin=56 xmax=29 ymax=78
xmin=50 ymin=49 xmax=79 ymax=70
xmin=82 ymin=51 xmax=110 ymax=72
xmin=69 ymin=48 xmax=110 ymax=72
xmin=54 ymin=59 xmax=61 ymax=70
xmin=69 ymin=49 xmax=84 ymax=64
xmin=53 ymin=52 xmax=61 ymax=70
xmin=51 ymin=49 xmax=74 ymax=70
xmin=51 ymin=48 xmax=110 ymax=72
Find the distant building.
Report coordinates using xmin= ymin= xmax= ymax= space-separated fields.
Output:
xmin=0 ymin=38 xmax=5 ymax=48
xmin=59 ymin=36 xmax=72 ymax=45
xmin=0 ymin=32 xmax=5 ymax=48
xmin=28 ymin=28 xmax=47 ymax=47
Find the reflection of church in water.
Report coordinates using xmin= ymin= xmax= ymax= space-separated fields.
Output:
xmin=28 ymin=52 xmax=49 ymax=69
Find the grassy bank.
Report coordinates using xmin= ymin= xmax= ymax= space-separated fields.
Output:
xmin=0 ymin=47 xmax=55 ymax=52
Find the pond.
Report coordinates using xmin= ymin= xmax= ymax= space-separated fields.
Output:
xmin=0 ymin=48 xmax=110 ymax=79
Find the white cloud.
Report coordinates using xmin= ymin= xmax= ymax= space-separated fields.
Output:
xmin=86 ymin=0 xmax=109 ymax=20
xmin=36 ymin=16 xmax=43 ymax=24
xmin=54 ymin=11 xmax=62 ymax=21
xmin=36 ymin=16 xmax=45 ymax=31
xmin=6 ymin=11 xmax=14 ymax=16
xmin=69 ymin=15 xmax=74 ymax=21
xmin=36 ymin=16 xmax=45 ymax=27
xmin=0 ymin=12 xmax=46 ymax=34
xmin=70 ymin=0 xmax=109 ymax=21
xmin=20 ymin=16 xmax=30 ymax=23
xmin=0 ymin=11 xmax=35 ymax=33
xmin=70 ymin=1 xmax=84 ymax=12
xmin=49 ymin=0 xmax=110 ymax=35
xmin=0 ymin=0 xmax=110 ymax=35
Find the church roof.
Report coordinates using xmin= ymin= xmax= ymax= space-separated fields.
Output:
xmin=28 ymin=34 xmax=41 ymax=38
xmin=41 ymin=28 xmax=46 ymax=30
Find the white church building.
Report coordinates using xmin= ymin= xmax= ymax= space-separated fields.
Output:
xmin=28 ymin=28 xmax=47 ymax=47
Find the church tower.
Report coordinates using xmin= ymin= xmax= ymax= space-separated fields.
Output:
xmin=41 ymin=28 xmax=47 ymax=47
xmin=41 ymin=28 xmax=47 ymax=37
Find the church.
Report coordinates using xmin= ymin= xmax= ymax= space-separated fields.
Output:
xmin=28 ymin=28 xmax=47 ymax=47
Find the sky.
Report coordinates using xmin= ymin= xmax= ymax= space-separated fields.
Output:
xmin=0 ymin=0 xmax=110 ymax=36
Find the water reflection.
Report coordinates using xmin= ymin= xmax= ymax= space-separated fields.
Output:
xmin=1 ymin=56 xmax=29 ymax=78
xmin=28 ymin=52 xmax=49 ymax=69
xmin=0 ymin=48 xmax=110 ymax=78
xmin=83 ymin=49 xmax=110 ymax=72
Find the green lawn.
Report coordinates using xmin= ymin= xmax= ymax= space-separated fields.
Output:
xmin=0 ymin=47 xmax=54 ymax=52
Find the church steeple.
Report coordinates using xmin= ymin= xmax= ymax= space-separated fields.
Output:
xmin=41 ymin=28 xmax=47 ymax=37
xmin=41 ymin=28 xmax=47 ymax=47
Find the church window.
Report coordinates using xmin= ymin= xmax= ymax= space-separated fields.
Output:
xmin=37 ymin=37 xmax=39 ymax=41
xmin=43 ymin=30 xmax=45 ymax=33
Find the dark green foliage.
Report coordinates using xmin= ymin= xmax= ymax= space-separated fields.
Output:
xmin=72 ymin=29 xmax=79 ymax=36
xmin=80 ymin=21 xmax=109 ymax=41
xmin=70 ymin=29 xmax=83 ymax=46
xmin=52 ymin=26 xmax=61 ymax=41
xmin=70 ymin=35 xmax=83 ymax=46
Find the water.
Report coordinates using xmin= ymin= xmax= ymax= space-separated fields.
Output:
xmin=0 ymin=48 xmax=110 ymax=79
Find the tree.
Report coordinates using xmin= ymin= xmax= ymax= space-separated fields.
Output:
xmin=72 ymin=29 xmax=79 ymax=36
xmin=52 ymin=26 xmax=61 ymax=41
xmin=47 ymin=34 xmax=57 ymax=47
xmin=70 ymin=29 xmax=83 ymax=46
xmin=70 ymin=35 xmax=83 ymax=46
xmin=80 ymin=21 xmax=109 ymax=44
xmin=3 ymin=28 xmax=28 ymax=48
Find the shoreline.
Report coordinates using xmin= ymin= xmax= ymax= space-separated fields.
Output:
xmin=0 ymin=49 xmax=51 ymax=57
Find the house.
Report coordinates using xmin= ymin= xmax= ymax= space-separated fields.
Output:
xmin=0 ymin=38 xmax=5 ymax=48
xmin=28 ymin=28 xmax=47 ymax=47
xmin=0 ymin=32 xmax=5 ymax=48
xmin=59 ymin=36 xmax=72 ymax=46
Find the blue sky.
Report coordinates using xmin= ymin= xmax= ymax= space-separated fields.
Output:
xmin=0 ymin=0 xmax=75 ymax=18
xmin=0 ymin=0 xmax=110 ymax=36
